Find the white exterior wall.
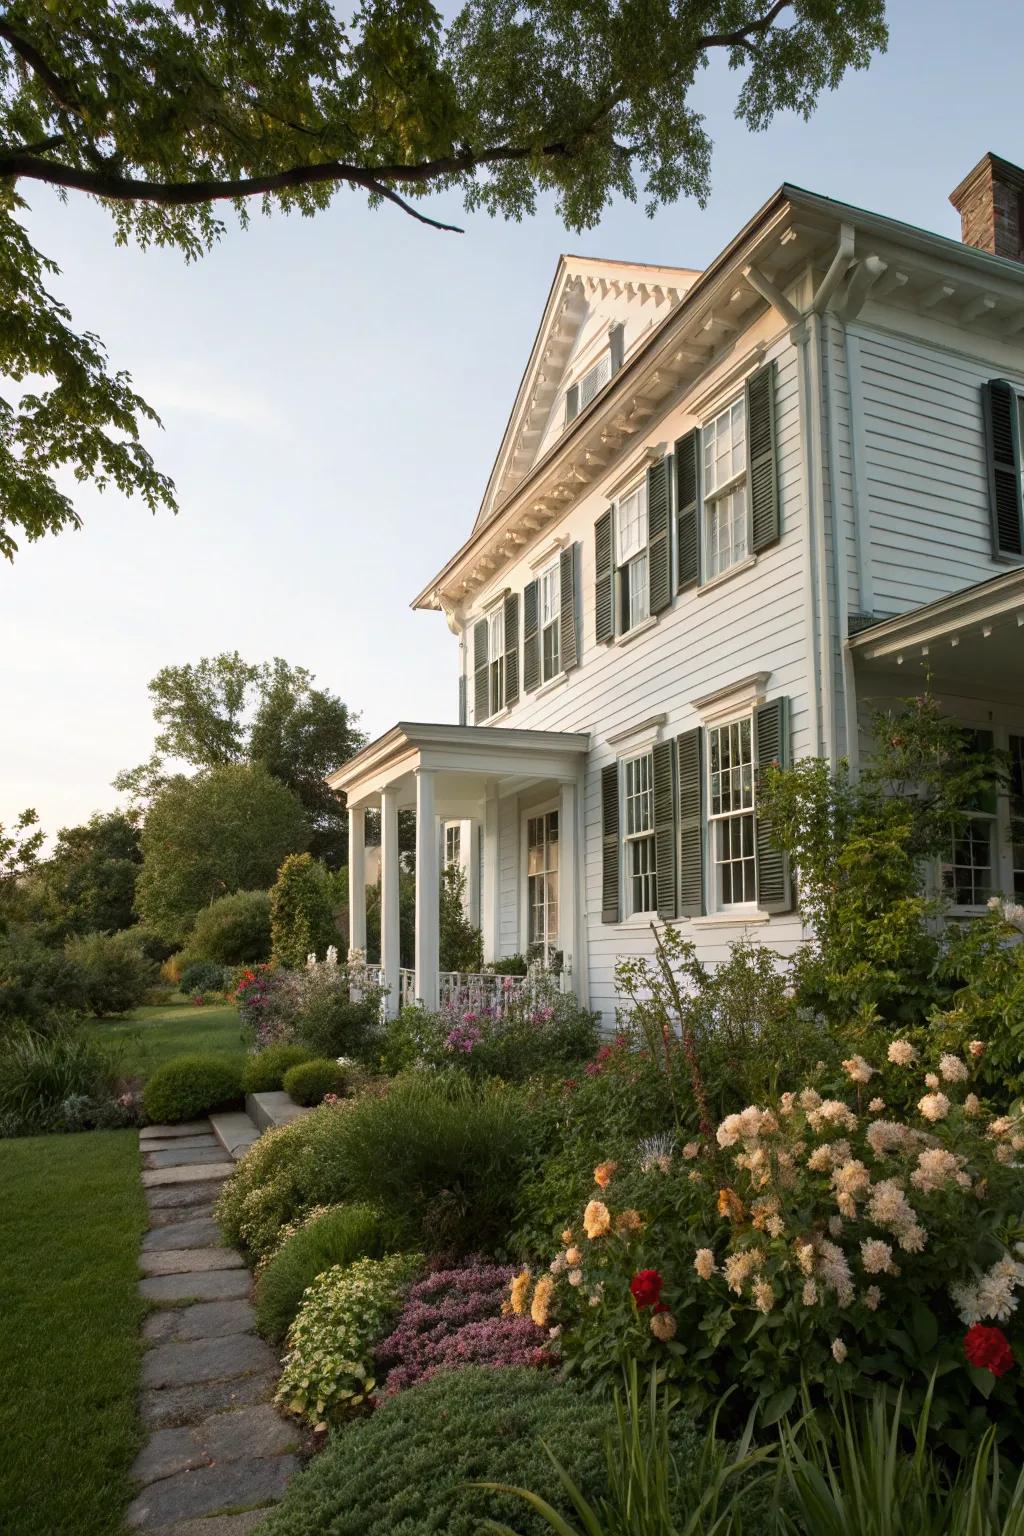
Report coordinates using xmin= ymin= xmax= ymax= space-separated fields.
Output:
xmin=460 ymin=308 xmax=814 ymax=1023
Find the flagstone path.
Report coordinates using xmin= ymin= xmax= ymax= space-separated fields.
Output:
xmin=129 ymin=1119 xmax=299 ymax=1535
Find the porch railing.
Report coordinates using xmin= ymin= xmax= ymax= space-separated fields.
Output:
xmin=357 ymin=962 xmax=571 ymax=1014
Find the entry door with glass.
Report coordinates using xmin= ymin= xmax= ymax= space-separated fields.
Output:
xmin=526 ymin=810 xmax=559 ymax=961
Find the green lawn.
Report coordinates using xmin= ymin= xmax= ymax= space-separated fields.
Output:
xmin=0 ymin=1130 xmax=148 ymax=1536
xmin=87 ymin=995 xmax=247 ymax=1079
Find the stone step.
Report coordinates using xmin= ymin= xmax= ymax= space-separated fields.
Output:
xmin=144 ymin=1299 xmax=256 ymax=1346
xmin=146 ymin=1183 xmax=224 ymax=1214
xmin=141 ymin=1135 xmax=220 ymax=1154
xmin=126 ymin=1452 xmax=297 ymax=1530
xmin=143 ymin=1216 xmax=222 ymax=1253
xmin=209 ymin=1110 xmax=261 ymax=1161
xmin=141 ymin=1121 xmax=213 ymax=1140
xmin=140 ymin=1369 xmax=278 ymax=1431
xmin=145 ymin=1147 xmax=232 ymax=1170
xmin=140 ymin=1269 xmax=251 ymax=1305
xmin=140 ymin=1247 xmax=245 ymax=1279
xmin=143 ymin=1163 xmax=234 ymax=1189
xmin=245 ymin=1091 xmax=310 ymax=1134
xmin=141 ymin=1333 xmax=279 ymax=1392
xmin=133 ymin=1404 xmax=298 ymax=1487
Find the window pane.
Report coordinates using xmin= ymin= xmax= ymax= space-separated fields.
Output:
xmin=942 ymin=817 xmax=994 ymax=906
xmin=628 ymin=553 xmax=649 ymax=628
xmin=705 ymin=484 xmax=749 ymax=579
xmin=704 ymin=397 xmax=746 ymax=495
xmin=543 ymin=617 xmax=560 ymax=682
xmin=629 ymin=834 xmax=657 ymax=914
xmin=616 ymin=484 xmax=647 ymax=564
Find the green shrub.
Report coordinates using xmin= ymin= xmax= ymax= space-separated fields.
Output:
xmin=178 ymin=960 xmax=228 ymax=996
xmin=282 ymin=1057 xmax=347 ymax=1106
xmin=0 ymin=933 xmax=86 ymax=1026
xmin=215 ymin=1106 xmax=359 ymax=1262
xmin=64 ymin=929 xmax=157 ymax=1018
xmin=276 ymin=1252 xmax=423 ymax=1425
xmin=0 ymin=1025 xmax=119 ymax=1135
xmin=184 ymin=889 xmax=273 ymax=967
xmin=259 ymin=1368 xmax=640 ymax=1536
xmin=255 ymin=1203 xmax=388 ymax=1342
xmin=326 ymin=1073 xmax=537 ymax=1254
xmin=241 ymin=1043 xmax=313 ymax=1094
xmin=438 ymin=862 xmax=483 ymax=973
xmin=270 ymin=853 xmax=338 ymax=969
xmin=143 ymin=1053 xmax=242 ymax=1124
xmin=295 ymin=977 xmax=379 ymax=1060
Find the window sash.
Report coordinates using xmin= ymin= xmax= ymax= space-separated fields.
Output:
xmin=616 ymin=483 xmax=647 ymax=564
xmin=707 ymin=716 xmax=757 ymax=909
xmin=702 ymin=395 xmax=749 ymax=580
xmin=540 ymin=562 xmax=561 ymax=681
xmin=487 ymin=609 xmax=505 ymax=716
xmin=527 ymin=811 xmax=559 ymax=951
xmin=445 ymin=825 xmax=461 ymax=867
xmin=622 ymin=754 xmax=657 ymax=916
xmin=703 ymin=397 xmax=746 ymax=495
xmin=942 ymin=815 xmax=996 ymax=908
xmin=626 ymin=553 xmax=649 ymax=630
xmin=705 ymin=484 xmax=749 ymax=579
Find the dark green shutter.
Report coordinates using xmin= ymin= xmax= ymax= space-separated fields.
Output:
xmin=675 ymin=429 xmax=701 ymax=590
xmin=746 ymin=361 xmax=780 ymax=553
xmin=560 ymin=545 xmax=579 ymax=671
xmin=503 ymin=593 xmax=520 ymax=707
xmin=653 ymin=739 xmax=676 ymax=920
xmin=609 ymin=323 xmax=625 ymax=375
xmin=458 ymin=673 xmax=467 ymax=726
xmin=523 ymin=580 xmax=540 ymax=693
xmin=595 ymin=508 xmax=614 ymax=644
xmin=983 ymin=380 xmax=1024 ymax=557
xmin=601 ymin=758 xmax=617 ymax=915
xmin=647 ymin=457 xmax=671 ymax=615
xmin=754 ymin=696 xmax=793 ymax=913
xmin=565 ymin=384 xmax=580 ymax=425
xmin=676 ymin=728 xmax=704 ymax=917
xmin=473 ymin=618 xmax=489 ymax=723
xmin=601 ymin=762 xmax=620 ymax=923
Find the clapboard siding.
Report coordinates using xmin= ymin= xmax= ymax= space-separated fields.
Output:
xmin=853 ymin=324 xmax=1024 ymax=613
xmin=465 ymin=329 xmax=811 ymax=1016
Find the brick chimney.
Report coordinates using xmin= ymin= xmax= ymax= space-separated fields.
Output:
xmin=950 ymin=153 xmax=1024 ymax=262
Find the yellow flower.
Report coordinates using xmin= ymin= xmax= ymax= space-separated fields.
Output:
xmin=509 ymin=1267 xmax=531 ymax=1316
xmin=565 ymin=1246 xmax=582 ymax=1265
xmin=561 ymin=1228 xmax=574 ymax=1245
xmin=593 ymin=1161 xmax=618 ymax=1189
xmin=530 ymin=1274 xmax=555 ymax=1327
xmin=650 ymin=1309 xmax=677 ymax=1342
xmin=583 ymin=1200 xmax=611 ymax=1239
xmin=615 ymin=1208 xmax=644 ymax=1236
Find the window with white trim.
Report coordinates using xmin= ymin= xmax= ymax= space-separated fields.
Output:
xmin=445 ymin=823 xmax=461 ymax=868
xmin=1011 ymin=734 xmax=1024 ymax=900
xmin=703 ymin=396 xmax=749 ymax=580
xmin=487 ymin=607 xmax=505 ymax=718
xmin=941 ymin=729 xmax=997 ymax=908
xmin=707 ymin=715 xmax=757 ymax=907
xmin=623 ymin=752 xmax=657 ymax=915
xmin=614 ymin=480 xmax=649 ymax=633
xmin=527 ymin=811 xmax=559 ymax=957
xmin=539 ymin=560 xmax=561 ymax=682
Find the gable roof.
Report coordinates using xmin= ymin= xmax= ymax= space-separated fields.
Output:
xmin=475 ymin=255 xmax=700 ymax=532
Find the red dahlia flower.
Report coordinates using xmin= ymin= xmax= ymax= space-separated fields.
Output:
xmin=630 ymin=1269 xmax=664 ymax=1309
xmin=964 ymin=1324 xmax=1014 ymax=1378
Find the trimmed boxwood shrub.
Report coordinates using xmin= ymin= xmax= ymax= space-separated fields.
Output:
xmin=282 ymin=1057 xmax=348 ymax=1106
xmin=241 ymin=1043 xmax=313 ymax=1094
xmin=259 ymin=1367 xmax=632 ymax=1536
xmin=143 ymin=1053 xmax=242 ymax=1123
xmin=179 ymin=960 xmax=228 ymax=996
xmin=183 ymin=888 xmax=273 ymax=967
xmin=255 ymin=1203 xmax=388 ymax=1342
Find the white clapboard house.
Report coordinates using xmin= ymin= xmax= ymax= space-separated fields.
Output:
xmin=331 ymin=152 xmax=1024 ymax=1025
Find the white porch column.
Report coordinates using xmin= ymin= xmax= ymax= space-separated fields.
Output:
xmin=482 ymin=778 xmax=500 ymax=963
xmin=414 ymin=768 xmax=439 ymax=1010
xmin=348 ymin=804 xmax=366 ymax=957
xmin=380 ymin=785 xmax=401 ymax=1018
xmin=558 ymin=780 xmax=577 ymax=988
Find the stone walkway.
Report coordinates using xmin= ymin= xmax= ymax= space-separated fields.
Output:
xmin=129 ymin=1119 xmax=299 ymax=1535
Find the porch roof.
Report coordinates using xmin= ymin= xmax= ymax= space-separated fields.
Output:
xmin=327 ymin=721 xmax=590 ymax=812
xmin=848 ymin=567 xmax=1024 ymax=698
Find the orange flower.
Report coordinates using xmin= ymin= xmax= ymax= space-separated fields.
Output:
xmin=583 ymin=1200 xmax=612 ymax=1239
xmin=593 ymin=1161 xmax=618 ymax=1189
xmin=717 ymin=1188 xmax=746 ymax=1223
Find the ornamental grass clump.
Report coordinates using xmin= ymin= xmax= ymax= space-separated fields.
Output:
xmin=522 ymin=1042 xmax=1024 ymax=1452
xmin=276 ymin=1252 xmax=423 ymax=1427
xmin=376 ymin=1261 xmax=547 ymax=1392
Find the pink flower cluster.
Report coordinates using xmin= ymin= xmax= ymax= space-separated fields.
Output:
xmin=375 ymin=1262 xmax=547 ymax=1392
xmin=444 ymin=1022 xmax=484 ymax=1053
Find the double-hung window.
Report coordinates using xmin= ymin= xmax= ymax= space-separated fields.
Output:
xmin=527 ymin=811 xmax=559 ymax=958
xmin=539 ymin=561 xmax=561 ymax=682
xmin=487 ymin=608 xmax=505 ymax=718
xmin=1011 ymin=734 xmax=1024 ymax=900
xmin=941 ymin=728 xmax=997 ymax=908
xmin=623 ymin=753 xmax=657 ymax=915
xmin=707 ymin=716 xmax=757 ymax=907
xmin=703 ymin=396 xmax=749 ymax=581
xmin=615 ymin=481 xmax=649 ymax=633
xmin=445 ymin=824 xmax=461 ymax=869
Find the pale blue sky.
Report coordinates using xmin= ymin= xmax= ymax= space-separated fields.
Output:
xmin=3 ymin=0 xmax=1022 ymax=838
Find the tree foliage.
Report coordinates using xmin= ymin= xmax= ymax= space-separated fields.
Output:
xmin=135 ymin=762 xmax=310 ymax=946
xmin=0 ymin=807 xmax=44 ymax=924
xmin=116 ymin=651 xmax=363 ymax=866
xmin=35 ymin=810 xmax=141 ymax=937
xmin=270 ymin=851 xmax=339 ymax=968
xmin=0 ymin=0 xmax=887 ymax=554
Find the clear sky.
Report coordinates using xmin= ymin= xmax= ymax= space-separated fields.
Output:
xmin=2 ymin=0 xmax=1022 ymax=839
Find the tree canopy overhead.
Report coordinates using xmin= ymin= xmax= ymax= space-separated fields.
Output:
xmin=0 ymin=0 xmax=887 ymax=556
